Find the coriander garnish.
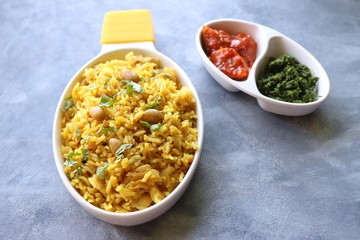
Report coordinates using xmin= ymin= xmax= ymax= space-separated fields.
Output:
xmin=62 ymin=96 xmax=74 ymax=112
xmin=146 ymin=97 xmax=162 ymax=110
xmin=115 ymin=143 xmax=132 ymax=163
xmin=123 ymin=80 xmax=144 ymax=94
xmin=98 ymin=94 xmax=114 ymax=107
xmin=64 ymin=151 xmax=81 ymax=167
xmin=140 ymin=121 xmax=162 ymax=132
xmin=96 ymin=163 xmax=109 ymax=180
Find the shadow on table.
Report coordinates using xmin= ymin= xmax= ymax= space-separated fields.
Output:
xmin=272 ymin=107 xmax=344 ymax=142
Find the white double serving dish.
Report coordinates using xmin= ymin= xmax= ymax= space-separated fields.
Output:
xmin=196 ymin=19 xmax=330 ymax=116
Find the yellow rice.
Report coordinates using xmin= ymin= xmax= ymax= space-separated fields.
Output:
xmin=61 ymin=52 xmax=198 ymax=212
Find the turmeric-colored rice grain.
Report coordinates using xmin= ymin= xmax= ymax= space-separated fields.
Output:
xmin=61 ymin=52 xmax=198 ymax=212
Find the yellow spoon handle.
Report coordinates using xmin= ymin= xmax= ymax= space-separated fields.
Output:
xmin=100 ymin=9 xmax=155 ymax=44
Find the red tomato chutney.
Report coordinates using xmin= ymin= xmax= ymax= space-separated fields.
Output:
xmin=202 ymin=26 xmax=257 ymax=80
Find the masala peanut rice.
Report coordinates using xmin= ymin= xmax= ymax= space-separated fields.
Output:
xmin=60 ymin=52 xmax=198 ymax=213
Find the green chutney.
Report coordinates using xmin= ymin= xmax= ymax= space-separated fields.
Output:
xmin=256 ymin=55 xmax=318 ymax=103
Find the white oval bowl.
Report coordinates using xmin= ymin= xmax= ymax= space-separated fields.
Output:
xmin=53 ymin=45 xmax=204 ymax=226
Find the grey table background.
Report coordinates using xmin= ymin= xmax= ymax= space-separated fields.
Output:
xmin=1 ymin=0 xmax=359 ymax=239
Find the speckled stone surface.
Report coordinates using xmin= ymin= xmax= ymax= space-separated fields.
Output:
xmin=1 ymin=0 xmax=360 ymax=239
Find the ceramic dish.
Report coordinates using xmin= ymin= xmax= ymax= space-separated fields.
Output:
xmin=53 ymin=10 xmax=204 ymax=226
xmin=196 ymin=19 xmax=330 ymax=116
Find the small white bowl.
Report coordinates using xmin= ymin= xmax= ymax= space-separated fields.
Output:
xmin=53 ymin=44 xmax=204 ymax=226
xmin=196 ymin=19 xmax=330 ymax=116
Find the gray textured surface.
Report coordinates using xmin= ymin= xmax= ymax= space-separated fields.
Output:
xmin=1 ymin=0 xmax=360 ymax=239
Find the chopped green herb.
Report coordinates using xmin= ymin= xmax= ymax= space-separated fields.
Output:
xmin=104 ymin=78 xmax=111 ymax=86
xmin=115 ymin=143 xmax=132 ymax=163
xmin=105 ymin=126 xmax=116 ymax=135
xmin=150 ymin=123 xmax=162 ymax=132
xmin=75 ymin=167 xmax=83 ymax=176
xmin=256 ymin=55 xmax=318 ymax=103
xmin=123 ymin=80 xmax=144 ymax=94
xmin=140 ymin=121 xmax=152 ymax=129
xmin=98 ymin=94 xmax=114 ymax=107
xmin=96 ymin=123 xmax=116 ymax=136
xmin=64 ymin=159 xmax=77 ymax=167
xmin=146 ymin=97 xmax=162 ymax=110
xmin=64 ymin=151 xmax=81 ymax=167
xmin=75 ymin=127 xmax=81 ymax=139
xmin=96 ymin=163 xmax=109 ymax=180
xmin=140 ymin=121 xmax=162 ymax=132
xmin=83 ymin=134 xmax=90 ymax=143
xmin=81 ymin=148 xmax=89 ymax=164
xmin=97 ymin=126 xmax=116 ymax=135
xmin=67 ymin=151 xmax=81 ymax=159
xmin=126 ymin=84 xmax=133 ymax=94
xmin=62 ymin=96 xmax=74 ymax=112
